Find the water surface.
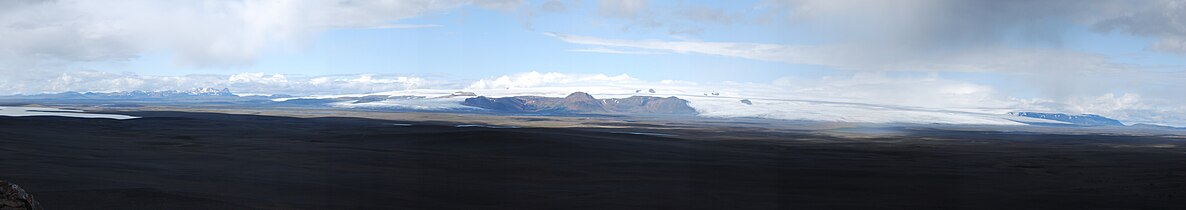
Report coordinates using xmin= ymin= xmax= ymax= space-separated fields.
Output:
xmin=0 ymin=106 xmax=139 ymax=120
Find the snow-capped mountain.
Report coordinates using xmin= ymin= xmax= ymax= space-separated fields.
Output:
xmin=1008 ymin=112 xmax=1125 ymax=126
xmin=101 ymin=88 xmax=236 ymax=97
xmin=187 ymin=88 xmax=236 ymax=96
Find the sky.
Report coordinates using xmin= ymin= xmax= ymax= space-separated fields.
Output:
xmin=2 ymin=0 xmax=1186 ymax=125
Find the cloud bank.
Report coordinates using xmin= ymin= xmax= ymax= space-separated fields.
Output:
xmin=2 ymin=71 xmax=444 ymax=96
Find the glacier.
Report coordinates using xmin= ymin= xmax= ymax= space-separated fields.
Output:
xmin=278 ymin=84 xmax=1073 ymax=126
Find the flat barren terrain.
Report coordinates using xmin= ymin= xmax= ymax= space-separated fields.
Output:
xmin=2 ymin=110 xmax=1185 ymax=209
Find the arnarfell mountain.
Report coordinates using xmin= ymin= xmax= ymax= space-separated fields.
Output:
xmin=1009 ymin=112 xmax=1125 ymax=126
xmin=462 ymin=92 xmax=697 ymax=115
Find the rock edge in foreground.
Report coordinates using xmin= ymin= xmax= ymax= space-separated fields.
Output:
xmin=1 ymin=180 xmax=42 ymax=210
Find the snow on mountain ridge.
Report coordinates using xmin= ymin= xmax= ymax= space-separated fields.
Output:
xmin=98 ymin=88 xmax=237 ymax=97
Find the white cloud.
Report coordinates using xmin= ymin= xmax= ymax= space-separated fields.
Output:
xmin=229 ymin=72 xmax=289 ymax=85
xmin=0 ymin=0 xmax=514 ymax=69
xmin=466 ymin=71 xmax=637 ymax=89
xmin=1065 ymin=93 xmax=1145 ymax=115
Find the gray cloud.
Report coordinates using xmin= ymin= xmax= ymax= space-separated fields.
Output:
xmin=1091 ymin=0 xmax=1186 ymax=53
xmin=475 ymin=0 xmax=526 ymax=11
xmin=541 ymin=0 xmax=567 ymax=13
xmin=761 ymin=0 xmax=1186 ymax=55
xmin=598 ymin=0 xmax=648 ymax=19
xmin=673 ymin=5 xmax=735 ymax=24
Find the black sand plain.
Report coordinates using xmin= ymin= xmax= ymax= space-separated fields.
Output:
xmin=2 ymin=110 xmax=1186 ymax=209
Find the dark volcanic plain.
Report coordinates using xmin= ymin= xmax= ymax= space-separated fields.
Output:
xmin=2 ymin=110 xmax=1186 ymax=209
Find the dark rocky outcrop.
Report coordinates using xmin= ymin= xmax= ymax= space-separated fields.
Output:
xmin=1 ymin=180 xmax=42 ymax=210
xmin=600 ymin=96 xmax=698 ymax=115
xmin=463 ymin=92 xmax=697 ymax=115
xmin=463 ymin=96 xmax=540 ymax=112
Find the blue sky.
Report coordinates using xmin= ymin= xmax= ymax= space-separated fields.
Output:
xmin=101 ymin=0 xmax=816 ymax=82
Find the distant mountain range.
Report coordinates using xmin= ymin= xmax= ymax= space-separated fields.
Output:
xmin=462 ymin=92 xmax=697 ymax=115
xmin=1009 ymin=112 xmax=1125 ymax=126
xmin=7 ymin=88 xmax=238 ymax=99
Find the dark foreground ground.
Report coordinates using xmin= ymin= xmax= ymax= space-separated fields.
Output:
xmin=2 ymin=111 xmax=1185 ymax=209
